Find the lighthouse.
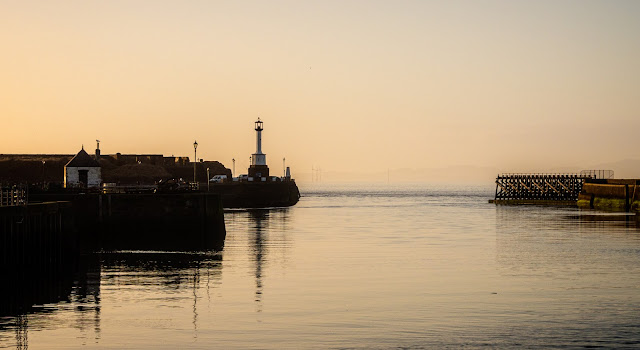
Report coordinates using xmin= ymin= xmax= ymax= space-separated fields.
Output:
xmin=248 ymin=118 xmax=270 ymax=180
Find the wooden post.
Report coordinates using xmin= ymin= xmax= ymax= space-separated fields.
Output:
xmin=625 ymin=184 xmax=630 ymax=212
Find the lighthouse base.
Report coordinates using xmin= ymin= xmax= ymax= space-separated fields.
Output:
xmin=248 ymin=165 xmax=270 ymax=179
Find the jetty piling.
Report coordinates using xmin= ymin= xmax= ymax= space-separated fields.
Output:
xmin=491 ymin=170 xmax=640 ymax=213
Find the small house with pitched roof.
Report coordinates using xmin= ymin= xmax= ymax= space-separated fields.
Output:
xmin=64 ymin=147 xmax=101 ymax=188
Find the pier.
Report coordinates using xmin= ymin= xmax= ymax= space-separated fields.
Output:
xmin=1 ymin=192 xmax=226 ymax=314
xmin=0 ymin=201 xmax=77 ymax=270
xmin=490 ymin=171 xmax=614 ymax=205
xmin=209 ymin=180 xmax=300 ymax=208
xmin=490 ymin=170 xmax=640 ymax=213
xmin=492 ymin=173 xmax=590 ymax=205
xmin=0 ymin=201 xmax=78 ymax=315
xmin=29 ymin=192 xmax=227 ymax=251
xmin=3 ymin=192 xmax=226 ymax=256
xmin=578 ymin=179 xmax=640 ymax=212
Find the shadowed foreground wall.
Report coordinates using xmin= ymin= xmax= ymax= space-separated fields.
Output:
xmin=29 ymin=193 xmax=227 ymax=251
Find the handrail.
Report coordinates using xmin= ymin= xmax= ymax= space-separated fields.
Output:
xmin=0 ymin=184 xmax=28 ymax=206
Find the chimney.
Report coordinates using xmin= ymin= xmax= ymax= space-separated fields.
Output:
xmin=95 ymin=140 xmax=101 ymax=162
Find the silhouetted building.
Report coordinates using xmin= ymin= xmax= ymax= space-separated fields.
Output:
xmin=111 ymin=153 xmax=164 ymax=165
xmin=64 ymin=148 xmax=102 ymax=188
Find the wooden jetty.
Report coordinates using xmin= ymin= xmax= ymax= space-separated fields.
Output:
xmin=491 ymin=173 xmax=590 ymax=205
xmin=490 ymin=171 xmax=615 ymax=205
xmin=489 ymin=170 xmax=640 ymax=213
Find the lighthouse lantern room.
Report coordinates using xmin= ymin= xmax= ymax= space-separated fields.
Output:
xmin=249 ymin=118 xmax=269 ymax=180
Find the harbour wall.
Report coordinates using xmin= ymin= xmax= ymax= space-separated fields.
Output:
xmin=29 ymin=193 xmax=227 ymax=251
xmin=1 ymin=194 xmax=225 ymax=314
xmin=0 ymin=201 xmax=77 ymax=269
xmin=210 ymin=181 xmax=301 ymax=208
xmin=577 ymin=180 xmax=640 ymax=212
xmin=0 ymin=201 xmax=78 ymax=315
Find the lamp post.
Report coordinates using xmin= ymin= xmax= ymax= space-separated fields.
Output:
xmin=232 ymin=158 xmax=235 ymax=177
xmin=42 ymin=160 xmax=46 ymax=190
xmin=283 ymin=157 xmax=285 ymax=177
xmin=207 ymin=167 xmax=210 ymax=192
xmin=193 ymin=140 xmax=198 ymax=187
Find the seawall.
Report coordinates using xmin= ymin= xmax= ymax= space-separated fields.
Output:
xmin=577 ymin=180 xmax=640 ymax=212
xmin=0 ymin=201 xmax=78 ymax=315
xmin=29 ymin=193 xmax=227 ymax=251
xmin=210 ymin=181 xmax=301 ymax=208
xmin=1 ymin=201 xmax=77 ymax=267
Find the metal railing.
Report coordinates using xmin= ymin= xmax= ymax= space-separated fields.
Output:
xmin=498 ymin=173 xmax=585 ymax=177
xmin=580 ymin=170 xmax=614 ymax=179
xmin=102 ymin=183 xmax=158 ymax=194
xmin=0 ymin=184 xmax=28 ymax=206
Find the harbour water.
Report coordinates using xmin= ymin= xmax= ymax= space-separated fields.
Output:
xmin=2 ymin=183 xmax=640 ymax=349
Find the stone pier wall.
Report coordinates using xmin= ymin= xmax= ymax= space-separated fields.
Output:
xmin=28 ymin=193 xmax=227 ymax=251
xmin=0 ymin=201 xmax=78 ymax=315
xmin=577 ymin=180 xmax=640 ymax=212
xmin=0 ymin=201 xmax=77 ymax=270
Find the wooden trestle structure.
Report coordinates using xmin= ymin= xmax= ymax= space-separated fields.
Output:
xmin=494 ymin=174 xmax=590 ymax=201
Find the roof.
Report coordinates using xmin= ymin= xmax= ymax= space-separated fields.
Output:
xmin=65 ymin=148 xmax=100 ymax=168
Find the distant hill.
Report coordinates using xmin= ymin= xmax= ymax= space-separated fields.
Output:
xmin=295 ymin=160 xmax=640 ymax=184
xmin=297 ymin=165 xmax=499 ymax=184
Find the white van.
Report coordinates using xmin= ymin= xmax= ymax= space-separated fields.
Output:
xmin=210 ymin=175 xmax=227 ymax=183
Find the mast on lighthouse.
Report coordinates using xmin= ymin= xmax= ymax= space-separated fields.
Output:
xmin=248 ymin=118 xmax=270 ymax=180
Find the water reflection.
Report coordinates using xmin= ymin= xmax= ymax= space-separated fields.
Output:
xmin=1 ymin=207 xmax=299 ymax=348
xmin=247 ymin=209 xmax=292 ymax=312
xmin=0 ymin=254 xmax=102 ymax=348
xmin=493 ymin=205 xmax=640 ymax=347
xmin=495 ymin=206 xmax=640 ymax=275
xmin=100 ymin=251 xmax=223 ymax=339
xmin=0 ymin=250 xmax=225 ymax=348
xmin=69 ymin=255 xmax=102 ymax=345
xmin=574 ymin=212 xmax=640 ymax=228
xmin=250 ymin=210 xmax=267 ymax=310
xmin=225 ymin=208 xmax=292 ymax=313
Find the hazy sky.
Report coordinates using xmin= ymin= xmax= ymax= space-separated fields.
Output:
xmin=2 ymin=0 xmax=639 ymax=177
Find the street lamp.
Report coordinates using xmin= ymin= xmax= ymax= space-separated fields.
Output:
xmin=193 ymin=140 xmax=198 ymax=187
xmin=42 ymin=160 xmax=46 ymax=190
xmin=232 ymin=158 xmax=235 ymax=177
xmin=283 ymin=157 xmax=285 ymax=177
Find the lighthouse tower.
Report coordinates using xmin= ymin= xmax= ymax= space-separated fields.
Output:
xmin=248 ymin=118 xmax=269 ymax=180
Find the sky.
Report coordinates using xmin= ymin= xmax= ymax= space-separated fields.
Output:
xmin=1 ymin=0 xmax=639 ymax=181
